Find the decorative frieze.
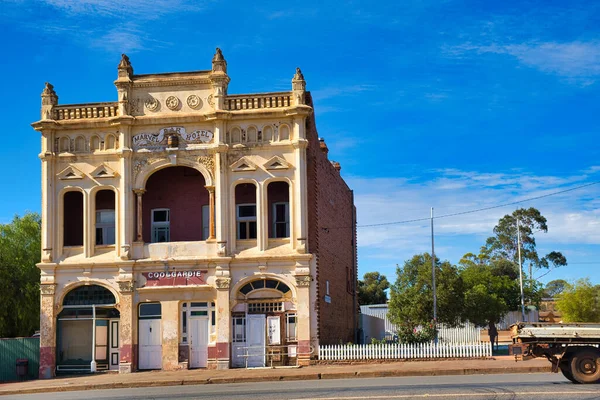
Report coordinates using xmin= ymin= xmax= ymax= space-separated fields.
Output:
xmin=198 ymin=155 xmax=215 ymax=174
xmin=40 ymin=284 xmax=56 ymax=295
xmin=295 ymin=275 xmax=312 ymax=287
xmin=118 ymin=280 xmax=135 ymax=293
xmin=215 ymin=277 xmax=231 ymax=289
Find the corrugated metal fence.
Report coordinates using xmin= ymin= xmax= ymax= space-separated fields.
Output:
xmin=0 ymin=338 xmax=39 ymax=382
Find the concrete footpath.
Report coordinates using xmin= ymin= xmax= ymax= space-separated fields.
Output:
xmin=0 ymin=356 xmax=551 ymax=397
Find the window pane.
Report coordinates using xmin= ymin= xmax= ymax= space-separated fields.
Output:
xmin=105 ymin=227 xmax=115 ymax=245
xmin=275 ymin=204 xmax=287 ymax=222
xmin=96 ymin=228 xmax=103 ymax=245
xmin=139 ymin=303 xmax=161 ymax=317
xmin=275 ymin=223 xmax=288 ymax=238
xmin=153 ymin=210 xmax=169 ymax=222
xmin=239 ymin=222 xmax=247 ymax=239
xmin=249 ymin=221 xmax=257 ymax=239
xmin=238 ymin=205 xmax=256 ymax=218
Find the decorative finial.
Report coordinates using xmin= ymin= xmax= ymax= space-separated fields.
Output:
xmin=42 ymin=82 xmax=56 ymax=97
xmin=213 ymin=48 xmax=224 ymax=61
xmin=294 ymin=67 xmax=305 ymax=81
xmin=212 ymin=48 xmax=227 ymax=73
xmin=118 ymin=54 xmax=131 ymax=68
xmin=117 ymin=53 xmax=133 ymax=78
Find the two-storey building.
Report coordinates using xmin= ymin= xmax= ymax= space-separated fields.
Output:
xmin=32 ymin=49 xmax=357 ymax=378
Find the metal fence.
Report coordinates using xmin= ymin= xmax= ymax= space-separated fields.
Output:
xmin=319 ymin=341 xmax=492 ymax=361
xmin=0 ymin=338 xmax=39 ymax=382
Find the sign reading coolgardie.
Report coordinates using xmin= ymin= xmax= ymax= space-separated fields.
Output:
xmin=141 ymin=270 xmax=208 ymax=287
xmin=133 ymin=126 xmax=213 ymax=150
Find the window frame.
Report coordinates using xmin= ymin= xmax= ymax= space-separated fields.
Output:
xmin=236 ymin=203 xmax=257 ymax=240
xmin=95 ymin=209 xmax=116 ymax=246
xmin=151 ymin=208 xmax=170 ymax=243
xmin=272 ymin=201 xmax=290 ymax=238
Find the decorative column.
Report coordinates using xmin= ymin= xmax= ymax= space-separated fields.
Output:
xmin=133 ymin=189 xmax=145 ymax=242
xmin=295 ymin=275 xmax=312 ymax=366
xmin=39 ymin=283 xmax=56 ymax=379
xmin=118 ymin=280 xmax=134 ymax=373
xmin=205 ymin=185 xmax=216 ymax=240
xmin=215 ymin=277 xmax=231 ymax=369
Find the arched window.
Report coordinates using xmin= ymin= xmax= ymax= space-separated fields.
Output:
xmin=247 ymin=126 xmax=257 ymax=143
xmin=90 ymin=136 xmax=101 ymax=151
xmin=263 ymin=126 xmax=273 ymax=142
xmin=63 ymin=285 xmax=116 ymax=306
xmin=64 ymin=191 xmax=83 ymax=246
xmin=74 ymin=136 xmax=86 ymax=152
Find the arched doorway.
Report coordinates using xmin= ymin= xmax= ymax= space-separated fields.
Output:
xmin=56 ymin=285 xmax=120 ymax=373
xmin=232 ymin=278 xmax=296 ymax=368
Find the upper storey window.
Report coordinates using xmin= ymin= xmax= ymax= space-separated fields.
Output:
xmin=237 ymin=204 xmax=257 ymax=239
xmin=267 ymin=181 xmax=290 ymax=238
xmin=272 ymin=203 xmax=289 ymax=238
xmin=151 ymin=209 xmax=170 ymax=243
xmin=95 ymin=189 xmax=116 ymax=246
xmin=235 ymin=183 xmax=257 ymax=240
xmin=96 ymin=210 xmax=115 ymax=245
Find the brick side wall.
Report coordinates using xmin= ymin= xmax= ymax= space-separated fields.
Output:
xmin=305 ymin=93 xmax=358 ymax=345
xmin=143 ymin=166 xmax=208 ymax=242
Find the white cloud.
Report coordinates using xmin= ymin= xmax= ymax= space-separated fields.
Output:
xmin=349 ymin=167 xmax=600 ymax=256
xmin=41 ymin=0 xmax=204 ymax=20
xmin=312 ymin=85 xmax=376 ymax=101
xmin=447 ymin=41 xmax=600 ymax=85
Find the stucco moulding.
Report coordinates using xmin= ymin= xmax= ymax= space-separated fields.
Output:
xmin=91 ymin=164 xmax=119 ymax=179
xmin=40 ymin=284 xmax=56 ymax=295
xmin=295 ymin=275 xmax=312 ymax=287
xmin=264 ymin=156 xmax=291 ymax=170
xmin=57 ymin=165 xmax=85 ymax=180
xmin=230 ymin=156 xmax=257 ymax=172
xmin=132 ymin=126 xmax=214 ymax=150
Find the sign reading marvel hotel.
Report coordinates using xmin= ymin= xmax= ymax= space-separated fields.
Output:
xmin=142 ymin=270 xmax=208 ymax=287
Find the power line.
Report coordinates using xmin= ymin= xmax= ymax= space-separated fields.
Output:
xmin=357 ymin=180 xmax=600 ymax=229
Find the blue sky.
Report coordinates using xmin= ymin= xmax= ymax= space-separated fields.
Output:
xmin=1 ymin=0 xmax=599 ymax=286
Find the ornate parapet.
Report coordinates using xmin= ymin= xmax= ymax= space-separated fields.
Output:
xmin=225 ymin=92 xmax=292 ymax=111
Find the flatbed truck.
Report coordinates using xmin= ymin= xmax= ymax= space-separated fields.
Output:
xmin=510 ymin=322 xmax=600 ymax=384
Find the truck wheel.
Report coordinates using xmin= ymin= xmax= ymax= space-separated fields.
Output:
xmin=570 ymin=348 xmax=600 ymax=384
xmin=559 ymin=363 xmax=578 ymax=384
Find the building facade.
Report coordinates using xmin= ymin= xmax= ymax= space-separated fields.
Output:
xmin=33 ymin=49 xmax=357 ymax=378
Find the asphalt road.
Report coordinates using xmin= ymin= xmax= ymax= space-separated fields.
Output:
xmin=7 ymin=373 xmax=600 ymax=400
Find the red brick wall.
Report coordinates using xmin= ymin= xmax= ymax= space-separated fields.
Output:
xmin=143 ymin=167 xmax=208 ymax=242
xmin=64 ymin=191 xmax=83 ymax=246
xmin=305 ymin=93 xmax=358 ymax=345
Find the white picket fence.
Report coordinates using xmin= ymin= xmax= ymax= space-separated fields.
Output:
xmin=319 ymin=342 xmax=492 ymax=361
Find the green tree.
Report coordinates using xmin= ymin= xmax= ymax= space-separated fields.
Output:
xmin=544 ymin=279 xmax=569 ymax=298
xmin=357 ymin=272 xmax=389 ymax=305
xmin=0 ymin=213 xmax=41 ymax=337
xmin=388 ymin=253 xmax=464 ymax=330
xmin=482 ymin=207 xmax=567 ymax=276
xmin=556 ymin=279 xmax=600 ymax=322
xmin=459 ymin=257 xmax=522 ymax=327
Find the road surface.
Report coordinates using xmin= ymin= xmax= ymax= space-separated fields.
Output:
xmin=8 ymin=373 xmax=600 ymax=400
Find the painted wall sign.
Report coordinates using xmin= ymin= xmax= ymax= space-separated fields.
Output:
xmin=184 ymin=130 xmax=213 ymax=143
xmin=133 ymin=127 xmax=213 ymax=149
xmin=141 ymin=270 xmax=207 ymax=287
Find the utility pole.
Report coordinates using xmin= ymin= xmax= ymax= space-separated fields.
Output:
xmin=517 ymin=218 xmax=526 ymax=321
xmin=431 ymin=207 xmax=437 ymax=322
